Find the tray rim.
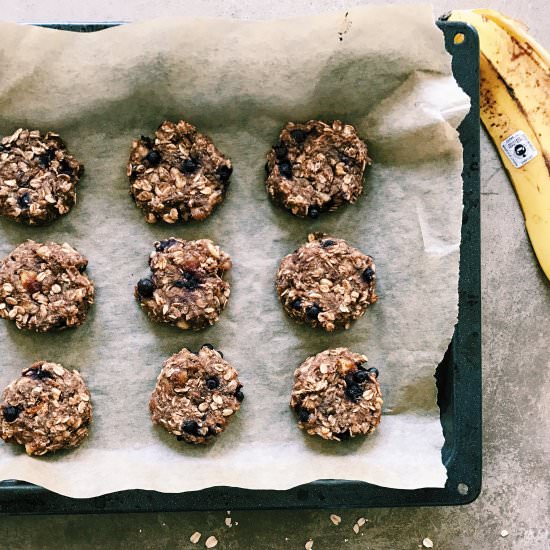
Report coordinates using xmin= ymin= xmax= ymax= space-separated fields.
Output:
xmin=0 ymin=19 xmax=481 ymax=514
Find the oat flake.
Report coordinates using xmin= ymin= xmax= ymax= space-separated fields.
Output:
xmin=205 ymin=535 xmax=218 ymax=548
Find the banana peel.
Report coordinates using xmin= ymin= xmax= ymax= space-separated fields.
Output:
xmin=449 ymin=9 xmax=550 ymax=280
xmin=474 ymin=9 xmax=550 ymax=67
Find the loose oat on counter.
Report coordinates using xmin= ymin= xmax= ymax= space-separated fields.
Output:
xmin=0 ymin=128 xmax=83 ymax=225
xmin=276 ymin=233 xmax=377 ymax=331
xmin=150 ymin=345 xmax=243 ymax=445
xmin=0 ymin=361 xmax=92 ymax=456
xmin=0 ymin=240 xmax=95 ymax=332
xmin=128 ymin=120 xmax=232 ymax=224
xmin=290 ymin=348 xmax=382 ymax=441
xmin=135 ymin=237 xmax=231 ymax=331
xmin=265 ymin=120 xmax=371 ymax=218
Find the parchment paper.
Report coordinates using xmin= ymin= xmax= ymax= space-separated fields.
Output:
xmin=0 ymin=5 xmax=469 ymax=497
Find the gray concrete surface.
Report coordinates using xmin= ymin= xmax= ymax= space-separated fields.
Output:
xmin=0 ymin=1 xmax=548 ymax=549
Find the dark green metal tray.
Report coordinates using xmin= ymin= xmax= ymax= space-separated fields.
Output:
xmin=0 ymin=19 xmax=481 ymax=514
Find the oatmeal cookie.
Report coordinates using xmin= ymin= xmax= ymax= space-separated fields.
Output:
xmin=128 ymin=120 xmax=233 ymax=224
xmin=0 ymin=240 xmax=94 ymax=332
xmin=0 ymin=128 xmax=83 ymax=225
xmin=0 ymin=361 xmax=92 ymax=456
xmin=290 ymin=348 xmax=382 ymax=441
xmin=135 ymin=238 xmax=231 ymax=330
xmin=265 ymin=120 xmax=371 ymax=218
xmin=150 ymin=345 xmax=243 ymax=444
xmin=276 ymin=233 xmax=377 ymax=331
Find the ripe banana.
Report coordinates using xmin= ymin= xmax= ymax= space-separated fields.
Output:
xmin=449 ymin=10 xmax=550 ymax=280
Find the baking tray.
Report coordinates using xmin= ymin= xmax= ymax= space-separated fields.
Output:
xmin=0 ymin=19 xmax=481 ymax=514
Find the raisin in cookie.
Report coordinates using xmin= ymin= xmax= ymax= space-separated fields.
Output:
xmin=0 ymin=361 xmax=92 ymax=456
xmin=0 ymin=128 xmax=83 ymax=225
xmin=276 ymin=233 xmax=377 ymax=331
xmin=265 ymin=120 xmax=370 ymax=218
xmin=150 ymin=345 xmax=243 ymax=444
xmin=290 ymin=348 xmax=382 ymax=441
xmin=128 ymin=120 xmax=233 ymax=224
xmin=135 ymin=238 xmax=231 ymax=330
xmin=0 ymin=240 xmax=94 ymax=332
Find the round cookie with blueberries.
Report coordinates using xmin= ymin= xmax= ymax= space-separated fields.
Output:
xmin=0 ymin=128 xmax=84 ymax=225
xmin=150 ymin=345 xmax=244 ymax=445
xmin=276 ymin=233 xmax=377 ymax=331
xmin=135 ymin=237 xmax=232 ymax=330
xmin=0 ymin=361 xmax=93 ymax=456
xmin=290 ymin=348 xmax=382 ymax=441
xmin=265 ymin=120 xmax=371 ymax=218
xmin=0 ymin=240 xmax=95 ymax=332
xmin=128 ymin=120 xmax=233 ymax=224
